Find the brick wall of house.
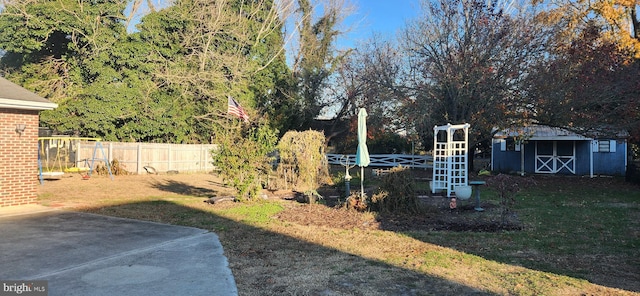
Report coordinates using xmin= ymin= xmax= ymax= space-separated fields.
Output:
xmin=0 ymin=108 xmax=40 ymax=207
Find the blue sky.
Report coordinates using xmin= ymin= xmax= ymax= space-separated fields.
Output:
xmin=342 ymin=0 xmax=421 ymax=46
xmin=125 ymin=0 xmax=423 ymax=47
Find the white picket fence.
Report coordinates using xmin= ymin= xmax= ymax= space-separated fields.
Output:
xmin=325 ymin=153 xmax=433 ymax=169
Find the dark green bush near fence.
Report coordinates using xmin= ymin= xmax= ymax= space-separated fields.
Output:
xmin=212 ymin=123 xmax=277 ymax=201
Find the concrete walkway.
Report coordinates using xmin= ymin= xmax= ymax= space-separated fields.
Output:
xmin=0 ymin=206 xmax=237 ymax=296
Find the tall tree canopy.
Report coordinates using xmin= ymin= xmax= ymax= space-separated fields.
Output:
xmin=527 ymin=0 xmax=640 ymax=142
xmin=535 ymin=0 xmax=640 ymax=58
xmin=134 ymin=0 xmax=290 ymax=141
xmin=524 ymin=23 xmax=640 ymax=140
xmin=283 ymin=0 xmax=353 ymax=131
xmin=0 ymin=0 xmax=148 ymax=140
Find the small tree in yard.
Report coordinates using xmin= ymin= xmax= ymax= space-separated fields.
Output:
xmin=274 ymin=130 xmax=330 ymax=199
xmin=212 ymin=122 xmax=278 ymax=201
xmin=486 ymin=174 xmax=536 ymax=225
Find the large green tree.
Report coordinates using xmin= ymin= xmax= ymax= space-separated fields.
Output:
xmin=0 ymin=0 xmax=136 ymax=139
xmin=0 ymin=0 xmax=290 ymax=143
xmin=0 ymin=0 xmax=192 ymax=141
xmin=134 ymin=0 xmax=292 ymax=142
xmin=119 ymin=0 xmax=291 ymax=142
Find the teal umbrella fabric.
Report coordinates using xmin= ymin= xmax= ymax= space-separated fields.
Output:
xmin=355 ymin=108 xmax=370 ymax=167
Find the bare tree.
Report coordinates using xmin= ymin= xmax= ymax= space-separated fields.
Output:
xmin=400 ymin=0 xmax=552 ymax=150
xmin=316 ymin=34 xmax=414 ymax=151
xmin=333 ymin=36 xmax=409 ymax=131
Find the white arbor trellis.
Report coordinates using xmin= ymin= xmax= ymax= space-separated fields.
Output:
xmin=432 ymin=123 xmax=470 ymax=197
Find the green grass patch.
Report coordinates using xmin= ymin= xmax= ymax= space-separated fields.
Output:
xmin=216 ymin=201 xmax=284 ymax=225
xmin=406 ymin=176 xmax=640 ymax=288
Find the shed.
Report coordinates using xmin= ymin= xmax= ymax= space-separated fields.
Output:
xmin=491 ymin=125 xmax=628 ymax=177
xmin=0 ymin=76 xmax=57 ymax=207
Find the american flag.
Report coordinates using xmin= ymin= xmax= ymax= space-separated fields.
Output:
xmin=227 ymin=96 xmax=249 ymax=122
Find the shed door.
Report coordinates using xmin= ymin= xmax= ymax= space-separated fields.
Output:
xmin=535 ymin=141 xmax=576 ymax=174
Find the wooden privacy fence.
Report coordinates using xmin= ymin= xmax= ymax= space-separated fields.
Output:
xmin=325 ymin=153 xmax=433 ymax=169
xmin=76 ymin=142 xmax=218 ymax=174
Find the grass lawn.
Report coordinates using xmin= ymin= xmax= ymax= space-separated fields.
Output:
xmin=37 ymin=173 xmax=639 ymax=295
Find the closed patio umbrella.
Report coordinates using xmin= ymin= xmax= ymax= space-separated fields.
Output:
xmin=355 ymin=108 xmax=370 ymax=200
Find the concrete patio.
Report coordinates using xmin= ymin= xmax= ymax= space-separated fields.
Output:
xmin=0 ymin=205 xmax=237 ymax=296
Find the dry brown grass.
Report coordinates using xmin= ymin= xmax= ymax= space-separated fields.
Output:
xmin=37 ymin=173 xmax=640 ymax=295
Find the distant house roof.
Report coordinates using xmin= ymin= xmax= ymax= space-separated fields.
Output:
xmin=0 ymin=76 xmax=58 ymax=110
xmin=494 ymin=125 xmax=628 ymax=141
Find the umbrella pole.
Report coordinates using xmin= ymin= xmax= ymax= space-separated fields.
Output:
xmin=360 ymin=166 xmax=364 ymax=201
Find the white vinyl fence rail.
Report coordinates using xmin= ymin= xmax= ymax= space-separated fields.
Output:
xmin=76 ymin=142 xmax=218 ymax=174
xmin=326 ymin=153 xmax=433 ymax=169
xmin=73 ymin=142 xmax=431 ymax=175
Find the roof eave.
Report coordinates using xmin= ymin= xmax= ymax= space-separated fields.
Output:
xmin=528 ymin=136 xmax=592 ymax=141
xmin=0 ymin=98 xmax=58 ymax=111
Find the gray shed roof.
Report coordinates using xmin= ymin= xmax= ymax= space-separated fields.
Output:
xmin=0 ymin=76 xmax=58 ymax=110
xmin=494 ymin=125 xmax=628 ymax=141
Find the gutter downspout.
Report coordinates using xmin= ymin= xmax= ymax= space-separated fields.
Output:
xmin=520 ymin=142 xmax=525 ymax=176
xmin=490 ymin=139 xmax=494 ymax=172
xmin=624 ymin=140 xmax=628 ymax=176
xmin=590 ymin=140 xmax=594 ymax=178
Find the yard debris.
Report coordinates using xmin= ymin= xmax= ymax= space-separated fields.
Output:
xmin=143 ymin=166 xmax=157 ymax=174
xmin=205 ymin=196 xmax=236 ymax=204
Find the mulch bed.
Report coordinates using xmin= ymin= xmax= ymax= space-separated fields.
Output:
xmin=274 ymin=174 xmax=639 ymax=233
xmin=276 ymin=195 xmax=523 ymax=232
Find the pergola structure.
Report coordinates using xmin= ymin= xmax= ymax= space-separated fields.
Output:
xmin=432 ymin=123 xmax=470 ymax=197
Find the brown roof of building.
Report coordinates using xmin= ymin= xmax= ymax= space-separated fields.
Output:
xmin=0 ymin=76 xmax=57 ymax=110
